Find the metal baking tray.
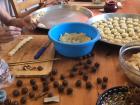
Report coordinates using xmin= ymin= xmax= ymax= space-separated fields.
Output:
xmin=87 ymin=13 xmax=140 ymax=46
xmin=32 ymin=4 xmax=93 ymax=29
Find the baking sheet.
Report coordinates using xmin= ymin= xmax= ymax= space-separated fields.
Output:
xmin=31 ymin=4 xmax=93 ymax=29
xmin=87 ymin=13 xmax=140 ymax=46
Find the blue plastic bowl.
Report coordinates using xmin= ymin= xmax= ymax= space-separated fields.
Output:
xmin=48 ymin=22 xmax=100 ymax=58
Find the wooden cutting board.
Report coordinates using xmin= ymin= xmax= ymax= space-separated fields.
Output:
xmin=0 ymin=35 xmax=55 ymax=77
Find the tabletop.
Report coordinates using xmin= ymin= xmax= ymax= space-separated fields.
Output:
xmin=2 ymin=0 xmax=140 ymax=105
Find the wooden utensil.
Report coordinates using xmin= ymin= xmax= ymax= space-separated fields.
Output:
xmin=8 ymin=58 xmax=61 ymax=66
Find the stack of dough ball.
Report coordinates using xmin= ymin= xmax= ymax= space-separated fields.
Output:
xmin=92 ymin=17 xmax=140 ymax=45
xmin=60 ymin=33 xmax=91 ymax=43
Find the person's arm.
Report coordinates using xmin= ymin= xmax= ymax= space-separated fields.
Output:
xmin=0 ymin=8 xmax=22 ymax=43
xmin=0 ymin=26 xmax=21 ymax=43
xmin=0 ymin=8 xmax=12 ymax=26
xmin=0 ymin=8 xmax=36 ymax=30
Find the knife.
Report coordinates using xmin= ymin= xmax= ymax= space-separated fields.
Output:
xmin=34 ymin=41 xmax=51 ymax=59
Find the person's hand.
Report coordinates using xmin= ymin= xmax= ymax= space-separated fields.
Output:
xmin=0 ymin=26 xmax=21 ymax=43
xmin=9 ymin=16 xmax=38 ymax=30
xmin=22 ymin=15 xmax=38 ymax=30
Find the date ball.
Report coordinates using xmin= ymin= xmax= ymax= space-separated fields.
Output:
xmin=16 ymin=80 xmax=23 ymax=87
xmin=12 ymin=90 xmax=20 ymax=97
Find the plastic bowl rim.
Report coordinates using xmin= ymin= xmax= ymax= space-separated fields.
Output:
xmin=48 ymin=22 xmax=101 ymax=46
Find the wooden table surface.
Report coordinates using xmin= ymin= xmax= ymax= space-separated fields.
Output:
xmin=2 ymin=0 xmax=140 ymax=105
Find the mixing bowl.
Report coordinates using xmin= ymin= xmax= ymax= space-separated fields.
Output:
xmin=119 ymin=41 xmax=140 ymax=86
xmin=48 ymin=22 xmax=100 ymax=58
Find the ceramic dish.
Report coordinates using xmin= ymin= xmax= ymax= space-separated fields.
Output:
xmin=97 ymin=86 xmax=140 ymax=105
xmin=96 ymin=86 xmax=128 ymax=105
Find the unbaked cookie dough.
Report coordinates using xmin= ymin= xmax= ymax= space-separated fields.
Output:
xmin=92 ymin=17 xmax=140 ymax=45
xmin=8 ymin=36 xmax=33 ymax=56
xmin=126 ymin=52 xmax=140 ymax=71
xmin=59 ymin=33 xmax=91 ymax=43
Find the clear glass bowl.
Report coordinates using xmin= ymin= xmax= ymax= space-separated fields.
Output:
xmin=119 ymin=41 xmax=140 ymax=86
